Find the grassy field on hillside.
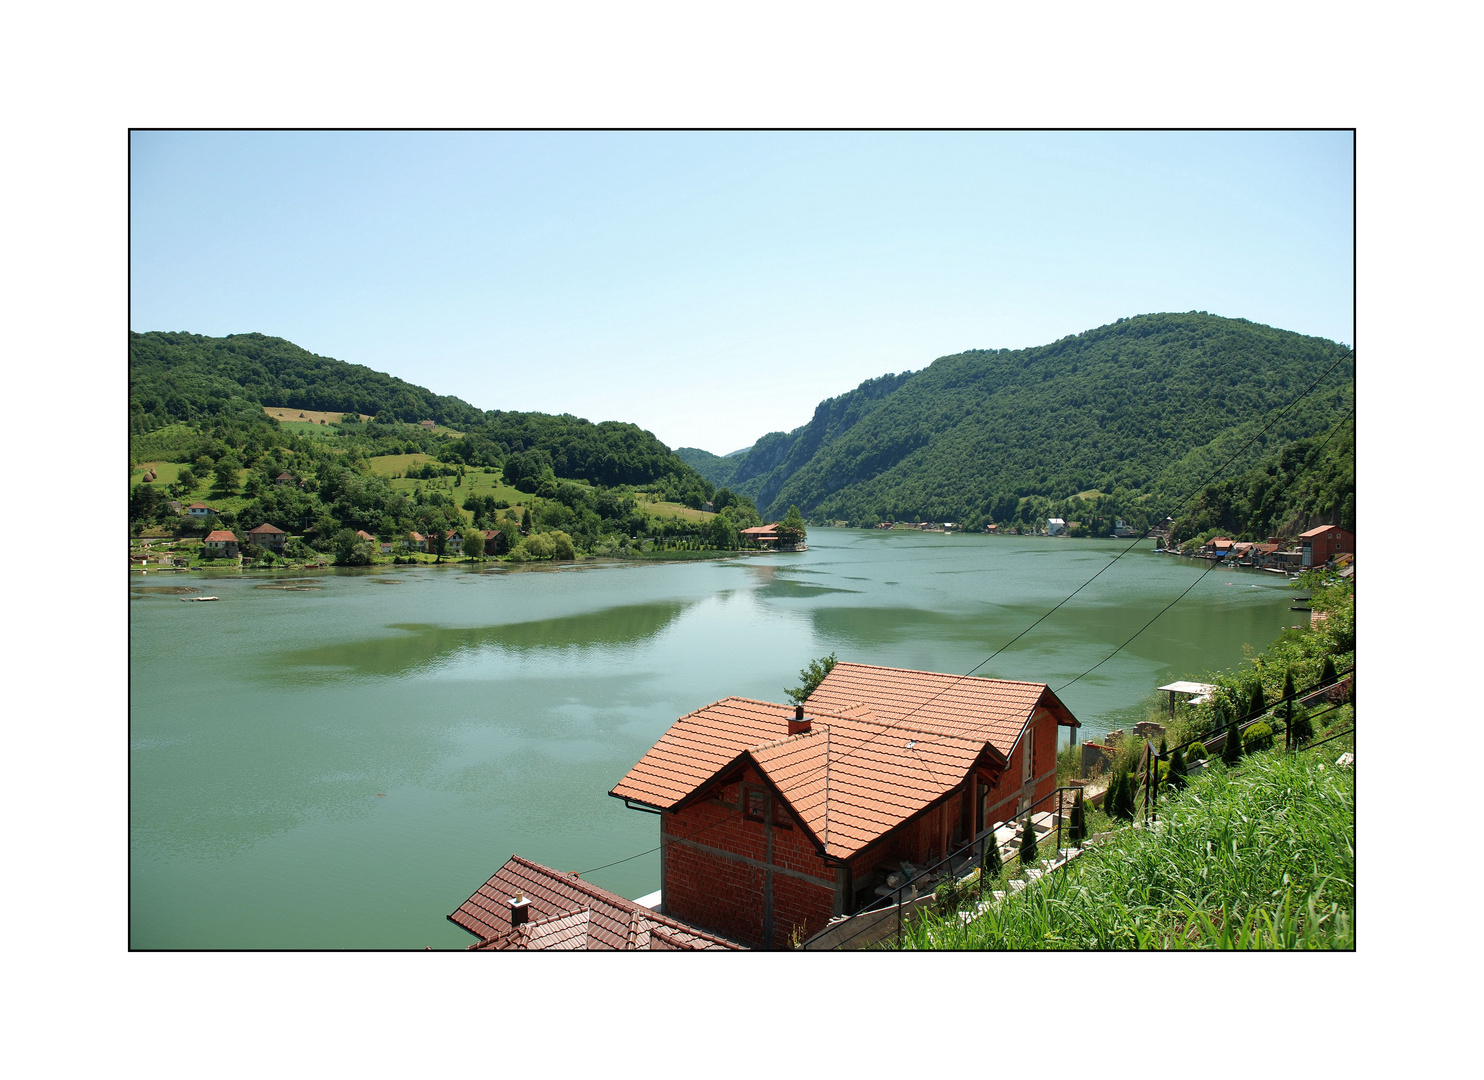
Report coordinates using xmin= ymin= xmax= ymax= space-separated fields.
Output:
xmin=262 ymin=407 xmax=370 ymax=424
xmin=635 ymin=496 xmax=714 ymax=522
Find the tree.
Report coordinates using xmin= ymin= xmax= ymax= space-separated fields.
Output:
xmin=520 ymin=507 xmax=532 ymax=534
xmin=1290 ymin=705 xmax=1314 ymax=747
xmin=1167 ymin=746 xmax=1188 ymax=790
xmin=1068 ymin=796 xmax=1087 ymax=842
xmin=1248 ymin=680 xmax=1266 ymax=720
xmin=775 ymin=504 xmax=807 ymax=548
xmin=1018 ymin=816 xmax=1039 ymax=867
xmin=462 ymin=528 xmax=484 ymax=559
xmin=785 ymin=652 xmax=837 ymax=704
xmin=549 ymin=530 xmax=576 ymax=560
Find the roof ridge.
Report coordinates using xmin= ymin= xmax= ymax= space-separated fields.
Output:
xmin=829 ymin=661 xmax=1047 ymax=689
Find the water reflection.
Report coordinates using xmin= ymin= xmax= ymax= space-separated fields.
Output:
xmin=275 ymin=598 xmax=699 ymax=681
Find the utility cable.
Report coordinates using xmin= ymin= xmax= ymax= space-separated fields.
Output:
xmin=574 ymin=349 xmax=1355 ymax=881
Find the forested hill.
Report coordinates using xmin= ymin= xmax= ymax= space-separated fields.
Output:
xmin=130 ymin=331 xmax=492 ymax=430
xmin=129 ymin=330 xmax=708 ymax=497
xmin=686 ymin=313 xmax=1352 ymax=531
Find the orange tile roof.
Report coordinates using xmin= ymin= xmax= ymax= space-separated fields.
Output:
xmin=610 ymin=663 xmax=1079 ymax=860
xmin=248 ymin=523 xmax=285 ymax=536
xmin=204 ymin=530 xmax=237 ymax=542
xmin=449 ymin=855 xmax=742 ymax=950
xmin=807 ymin=662 xmax=1078 ymax=753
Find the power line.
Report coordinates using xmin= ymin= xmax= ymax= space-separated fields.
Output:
xmin=577 ymin=348 xmax=1355 ymax=880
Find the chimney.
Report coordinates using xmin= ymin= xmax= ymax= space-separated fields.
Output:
xmin=789 ymin=704 xmax=811 ymax=736
xmin=509 ymin=891 xmax=531 ymax=927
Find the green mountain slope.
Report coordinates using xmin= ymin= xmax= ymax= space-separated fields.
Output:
xmin=129 ymin=330 xmax=707 ymax=497
xmin=714 ymin=313 xmax=1352 ymax=528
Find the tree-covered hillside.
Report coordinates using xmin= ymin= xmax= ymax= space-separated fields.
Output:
xmin=706 ymin=313 xmax=1352 ymax=530
xmin=129 ymin=330 xmax=708 ymax=500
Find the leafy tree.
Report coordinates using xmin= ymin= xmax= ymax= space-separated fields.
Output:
xmin=462 ymin=528 xmax=485 ymax=559
xmin=785 ymin=652 xmax=837 ymax=704
xmin=775 ymin=505 xmax=807 ymax=548
xmin=332 ymin=528 xmax=373 ymax=566
xmin=1018 ymin=816 xmax=1039 ymax=867
xmin=549 ymin=530 xmax=577 ymax=560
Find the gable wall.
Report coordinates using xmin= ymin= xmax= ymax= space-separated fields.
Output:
xmin=661 ymin=765 xmax=838 ymax=949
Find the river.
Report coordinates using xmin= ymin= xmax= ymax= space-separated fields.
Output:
xmin=128 ymin=529 xmax=1299 ymax=948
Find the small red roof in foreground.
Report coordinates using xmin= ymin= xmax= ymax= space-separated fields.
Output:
xmin=449 ymin=855 xmax=742 ymax=950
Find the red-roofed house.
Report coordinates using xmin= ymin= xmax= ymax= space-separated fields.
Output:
xmin=203 ymin=530 xmax=238 ymax=558
xmin=610 ymin=661 xmax=1080 ymax=949
xmin=444 ymin=529 xmax=463 ymax=554
xmin=355 ymin=529 xmax=376 ymax=543
xmin=406 ymin=531 xmax=427 ymax=552
xmin=1299 ymin=524 xmax=1354 ymax=568
xmin=274 ymin=471 xmax=296 ymax=486
xmin=247 ymin=523 xmax=287 ymax=550
xmin=186 ymin=502 xmax=216 ymax=518
xmin=741 ymin=524 xmax=779 ymax=549
xmin=448 ymin=855 xmax=743 ymax=951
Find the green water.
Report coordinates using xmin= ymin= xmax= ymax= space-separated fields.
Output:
xmin=129 ymin=530 xmax=1299 ymax=948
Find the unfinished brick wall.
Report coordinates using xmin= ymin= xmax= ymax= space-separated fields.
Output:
xmin=661 ymin=766 xmax=839 ymax=949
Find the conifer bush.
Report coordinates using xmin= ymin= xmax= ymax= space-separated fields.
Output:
xmin=982 ymin=830 xmax=1004 ymax=879
xmin=1222 ymin=720 xmax=1244 ymax=765
xmin=1249 ymin=681 xmax=1267 ymax=720
xmin=1187 ymin=741 xmax=1207 ymax=763
xmin=1168 ymin=746 xmax=1188 ymax=789
xmin=1290 ymin=705 xmax=1314 ymax=746
xmin=1019 ymin=817 xmax=1039 ymax=867
xmin=1243 ymin=721 xmax=1274 ymax=753
xmin=1320 ymin=656 xmax=1337 ymax=687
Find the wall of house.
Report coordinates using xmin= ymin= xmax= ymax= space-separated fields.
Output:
xmin=661 ymin=767 xmax=840 ymax=950
xmin=983 ymin=708 xmax=1062 ymax=826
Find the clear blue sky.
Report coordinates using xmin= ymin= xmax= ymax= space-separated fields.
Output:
xmin=131 ymin=130 xmax=1353 ymax=455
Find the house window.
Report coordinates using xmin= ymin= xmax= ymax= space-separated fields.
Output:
xmin=744 ymin=788 xmax=767 ymax=823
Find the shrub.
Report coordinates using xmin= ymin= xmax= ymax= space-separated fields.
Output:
xmin=1243 ymin=721 xmax=1274 ymax=753
xmin=1320 ymin=656 xmax=1337 ymax=687
xmin=1167 ymin=746 xmax=1188 ymax=789
xmin=982 ymin=833 xmax=1003 ymax=878
xmin=1289 ymin=705 xmax=1314 ymax=747
xmin=1222 ymin=720 xmax=1244 ymax=765
xmin=1019 ymin=817 xmax=1039 ymax=866
xmin=1249 ymin=681 xmax=1267 ymax=720
xmin=1187 ymin=741 xmax=1208 ymax=763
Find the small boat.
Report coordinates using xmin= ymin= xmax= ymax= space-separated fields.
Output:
xmin=181 ymin=596 xmax=221 ymax=602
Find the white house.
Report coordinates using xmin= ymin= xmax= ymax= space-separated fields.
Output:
xmin=1047 ymin=518 xmax=1066 ymax=536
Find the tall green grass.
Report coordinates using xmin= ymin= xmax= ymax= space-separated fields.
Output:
xmin=898 ymin=746 xmax=1353 ymax=950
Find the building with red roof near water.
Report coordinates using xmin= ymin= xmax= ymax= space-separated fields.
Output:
xmin=448 ymin=855 xmax=743 ymax=950
xmin=1299 ymin=524 xmax=1354 ymax=568
xmin=203 ymin=530 xmax=238 ymax=558
xmin=609 ymin=661 xmax=1080 ymax=949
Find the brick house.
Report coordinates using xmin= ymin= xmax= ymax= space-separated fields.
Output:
xmin=247 ymin=523 xmax=287 ymax=551
xmin=202 ymin=529 xmax=239 ymax=558
xmin=610 ymin=662 xmax=1080 ymax=950
xmin=407 ymin=531 xmax=427 ymax=552
xmin=448 ymin=855 xmax=742 ymax=950
xmin=1299 ymin=524 xmax=1354 ymax=568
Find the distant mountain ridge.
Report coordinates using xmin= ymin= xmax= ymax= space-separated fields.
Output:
xmin=679 ymin=312 xmax=1352 ymax=528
